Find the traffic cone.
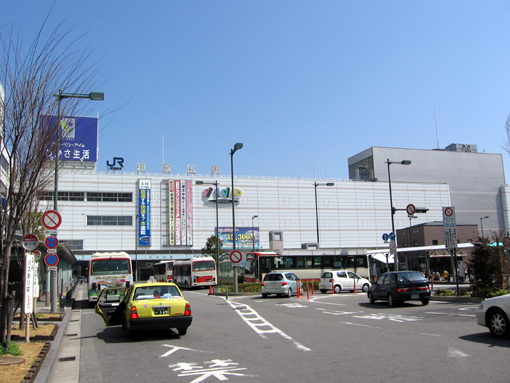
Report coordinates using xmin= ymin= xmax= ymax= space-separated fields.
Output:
xmin=208 ymin=285 xmax=213 ymax=295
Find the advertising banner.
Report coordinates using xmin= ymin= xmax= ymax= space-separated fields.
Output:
xmin=218 ymin=227 xmax=259 ymax=250
xmin=42 ymin=115 xmax=98 ymax=162
xmin=139 ymin=179 xmax=151 ymax=246
xmin=186 ymin=180 xmax=193 ymax=245
xmin=175 ymin=180 xmax=181 ymax=245
xmin=169 ymin=181 xmax=176 ymax=245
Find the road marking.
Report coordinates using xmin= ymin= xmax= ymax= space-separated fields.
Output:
xmin=226 ymin=299 xmax=311 ymax=352
xmin=160 ymin=345 xmax=212 ymax=357
xmin=353 ymin=313 xmax=424 ymax=322
xmin=341 ymin=322 xmax=441 ymax=337
xmin=447 ymin=347 xmax=471 ymax=358
xmin=426 ymin=312 xmax=476 ymax=317
xmin=277 ymin=303 xmax=308 ymax=308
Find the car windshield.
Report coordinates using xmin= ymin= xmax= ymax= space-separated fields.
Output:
xmin=398 ymin=272 xmax=427 ymax=282
xmin=133 ymin=285 xmax=181 ymax=300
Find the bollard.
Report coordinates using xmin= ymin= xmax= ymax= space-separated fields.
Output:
xmin=208 ymin=285 xmax=213 ymax=295
xmin=306 ymin=286 xmax=310 ymax=301
xmin=353 ymin=278 xmax=357 ymax=294
xmin=297 ymin=282 xmax=301 ymax=299
xmin=312 ymin=282 xmax=315 ymax=296
xmin=331 ymin=279 xmax=335 ymax=295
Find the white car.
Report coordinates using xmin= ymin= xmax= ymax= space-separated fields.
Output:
xmin=476 ymin=293 xmax=510 ymax=339
xmin=319 ymin=270 xmax=371 ymax=294
xmin=261 ymin=272 xmax=303 ymax=298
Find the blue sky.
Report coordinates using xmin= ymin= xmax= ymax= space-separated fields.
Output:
xmin=2 ymin=1 xmax=510 ymax=180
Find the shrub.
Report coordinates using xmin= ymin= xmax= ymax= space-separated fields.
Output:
xmin=0 ymin=341 xmax=22 ymax=356
xmin=437 ymin=289 xmax=455 ymax=296
xmin=473 ymin=288 xmax=509 ymax=299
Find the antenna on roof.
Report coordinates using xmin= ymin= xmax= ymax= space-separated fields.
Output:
xmin=434 ymin=108 xmax=440 ymax=149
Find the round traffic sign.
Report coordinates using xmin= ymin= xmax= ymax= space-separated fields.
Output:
xmin=22 ymin=234 xmax=39 ymax=251
xmin=382 ymin=233 xmax=389 ymax=241
xmin=389 ymin=232 xmax=395 ymax=241
xmin=444 ymin=207 xmax=454 ymax=217
xmin=42 ymin=210 xmax=62 ymax=230
xmin=229 ymin=250 xmax=242 ymax=264
xmin=44 ymin=253 xmax=59 ymax=267
xmin=45 ymin=236 xmax=59 ymax=249
xmin=406 ymin=204 xmax=416 ymax=216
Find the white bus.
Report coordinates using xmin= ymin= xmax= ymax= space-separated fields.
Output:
xmin=152 ymin=260 xmax=176 ymax=282
xmin=173 ymin=256 xmax=217 ymax=289
xmin=88 ymin=252 xmax=133 ymax=305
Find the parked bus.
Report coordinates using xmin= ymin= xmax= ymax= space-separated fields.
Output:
xmin=88 ymin=252 xmax=133 ymax=305
xmin=152 ymin=260 xmax=175 ymax=282
xmin=172 ymin=256 xmax=217 ymax=289
xmin=244 ymin=251 xmax=371 ymax=282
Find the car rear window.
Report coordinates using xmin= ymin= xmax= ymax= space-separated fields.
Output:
xmin=133 ymin=285 xmax=181 ymax=300
xmin=398 ymin=272 xmax=427 ymax=282
xmin=264 ymin=274 xmax=283 ymax=281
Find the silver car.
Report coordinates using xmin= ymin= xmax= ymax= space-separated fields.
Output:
xmin=261 ymin=272 xmax=303 ymax=298
xmin=476 ymin=293 xmax=510 ymax=339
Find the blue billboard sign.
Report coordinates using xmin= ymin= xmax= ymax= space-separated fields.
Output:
xmin=139 ymin=180 xmax=151 ymax=246
xmin=218 ymin=227 xmax=259 ymax=250
xmin=42 ymin=115 xmax=98 ymax=162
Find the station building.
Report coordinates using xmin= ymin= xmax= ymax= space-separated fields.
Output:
xmin=36 ymin=139 xmax=506 ymax=280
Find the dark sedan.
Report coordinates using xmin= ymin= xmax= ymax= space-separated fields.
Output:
xmin=368 ymin=271 xmax=431 ymax=307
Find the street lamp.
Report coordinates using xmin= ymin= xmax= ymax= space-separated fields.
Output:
xmin=196 ymin=180 xmax=220 ymax=262
xmin=230 ymin=143 xmax=243 ymax=293
xmin=480 ymin=216 xmax=489 ymax=237
xmin=314 ymin=182 xmax=334 ymax=246
xmin=53 ymin=90 xmax=104 ymax=210
xmin=251 ymin=215 xmax=258 ymax=251
xmin=386 ymin=158 xmax=411 ymax=271
xmin=50 ymin=90 xmax=103 ymax=313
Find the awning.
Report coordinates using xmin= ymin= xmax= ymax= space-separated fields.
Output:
xmin=370 ymin=253 xmax=394 ymax=264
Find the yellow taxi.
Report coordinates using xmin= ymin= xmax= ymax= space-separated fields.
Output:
xmin=95 ymin=282 xmax=192 ymax=337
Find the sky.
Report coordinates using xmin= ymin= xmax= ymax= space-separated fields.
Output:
xmin=2 ymin=1 xmax=510 ymax=181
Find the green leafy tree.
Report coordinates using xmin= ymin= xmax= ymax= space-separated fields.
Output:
xmin=201 ymin=235 xmax=223 ymax=263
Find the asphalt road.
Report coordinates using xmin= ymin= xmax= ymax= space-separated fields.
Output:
xmin=62 ymin=289 xmax=509 ymax=383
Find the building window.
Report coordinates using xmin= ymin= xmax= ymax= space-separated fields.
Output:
xmin=87 ymin=216 xmax=133 ymax=226
xmin=86 ymin=192 xmax=132 ymax=202
xmin=432 ymin=240 xmax=438 ymax=245
xmin=38 ymin=191 xmax=85 ymax=201
xmin=60 ymin=239 xmax=83 ymax=250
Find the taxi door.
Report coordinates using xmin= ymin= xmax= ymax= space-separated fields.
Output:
xmin=94 ymin=287 xmax=127 ymax=327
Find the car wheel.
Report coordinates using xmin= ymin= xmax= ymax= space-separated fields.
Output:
xmin=127 ymin=327 xmax=141 ymax=339
xmin=488 ymin=308 xmax=509 ymax=339
xmin=362 ymin=284 xmax=370 ymax=293
xmin=320 ymin=289 xmax=327 ymax=294
xmin=368 ymin=292 xmax=376 ymax=304
xmin=388 ymin=293 xmax=397 ymax=307
xmin=178 ymin=328 xmax=187 ymax=336
xmin=287 ymin=288 xmax=292 ymax=298
xmin=421 ymin=299 xmax=430 ymax=306
xmin=334 ymin=285 xmax=341 ymax=294
xmin=262 ymin=294 xmax=268 ymax=298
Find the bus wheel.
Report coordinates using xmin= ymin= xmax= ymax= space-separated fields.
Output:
xmin=262 ymin=294 xmax=268 ymax=298
xmin=320 ymin=289 xmax=327 ymax=294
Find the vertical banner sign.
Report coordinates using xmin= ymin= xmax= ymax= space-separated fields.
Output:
xmin=443 ymin=206 xmax=458 ymax=249
xmin=24 ymin=253 xmax=34 ymax=314
xmin=186 ymin=180 xmax=193 ymax=245
xmin=181 ymin=181 xmax=187 ymax=246
xmin=175 ymin=180 xmax=181 ymax=245
xmin=139 ymin=179 xmax=151 ymax=245
xmin=33 ymin=261 xmax=40 ymax=299
xmin=168 ymin=181 xmax=176 ymax=245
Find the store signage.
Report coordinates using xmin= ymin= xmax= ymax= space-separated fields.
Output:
xmin=203 ymin=187 xmax=242 ymax=203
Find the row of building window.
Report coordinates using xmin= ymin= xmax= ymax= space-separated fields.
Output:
xmin=38 ymin=191 xmax=133 ymax=202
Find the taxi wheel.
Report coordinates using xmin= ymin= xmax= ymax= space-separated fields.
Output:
xmin=178 ymin=328 xmax=187 ymax=336
xmin=127 ymin=327 xmax=141 ymax=339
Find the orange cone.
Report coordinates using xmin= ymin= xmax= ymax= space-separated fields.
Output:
xmin=208 ymin=285 xmax=213 ymax=295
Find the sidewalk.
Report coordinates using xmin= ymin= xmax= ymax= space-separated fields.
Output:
xmin=34 ymin=283 xmax=84 ymax=383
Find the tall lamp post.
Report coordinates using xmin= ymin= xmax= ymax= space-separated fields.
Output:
xmin=230 ymin=143 xmax=243 ymax=293
xmin=196 ymin=180 xmax=220 ymax=262
xmin=51 ymin=90 xmax=104 ymax=313
xmin=386 ymin=158 xmax=411 ymax=272
xmin=251 ymin=215 xmax=258 ymax=251
xmin=480 ymin=216 xmax=489 ymax=237
xmin=314 ymin=182 xmax=334 ymax=246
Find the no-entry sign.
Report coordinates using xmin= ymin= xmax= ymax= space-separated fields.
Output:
xmin=229 ymin=250 xmax=242 ymax=264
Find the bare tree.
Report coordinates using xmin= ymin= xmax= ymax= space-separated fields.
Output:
xmin=0 ymin=19 xmax=101 ymax=343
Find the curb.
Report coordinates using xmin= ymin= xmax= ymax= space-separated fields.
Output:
xmin=430 ymin=296 xmax=483 ymax=303
xmin=33 ymin=284 xmax=79 ymax=383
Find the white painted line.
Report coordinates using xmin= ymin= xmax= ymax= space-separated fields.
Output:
xmin=227 ymin=300 xmax=311 ymax=352
xmin=426 ymin=312 xmax=476 ymax=317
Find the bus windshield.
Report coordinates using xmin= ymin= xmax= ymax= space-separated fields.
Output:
xmin=192 ymin=260 xmax=215 ymax=271
xmin=91 ymin=259 xmax=130 ymax=275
